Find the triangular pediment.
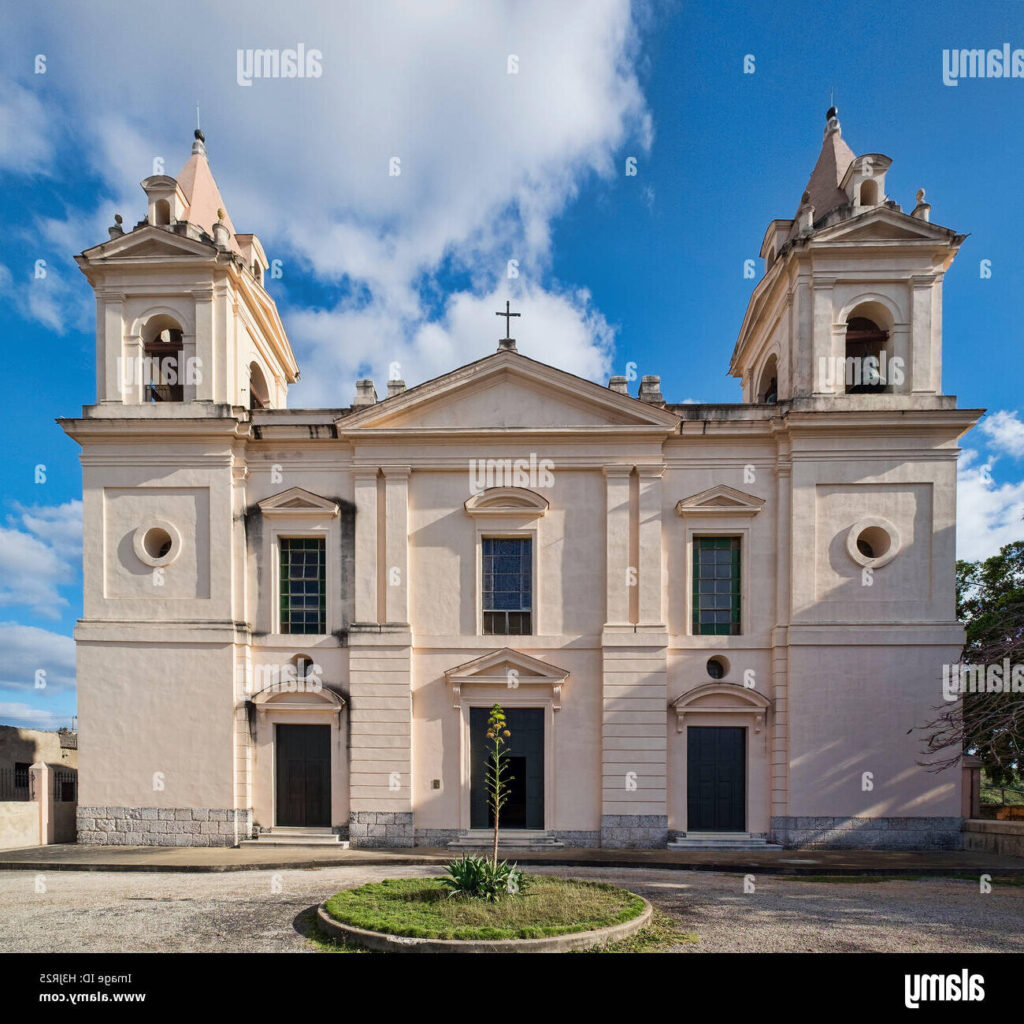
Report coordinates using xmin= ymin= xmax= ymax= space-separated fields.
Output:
xmin=675 ymin=484 xmax=765 ymax=516
xmin=444 ymin=647 xmax=570 ymax=710
xmin=81 ymin=224 xmax=216 ymax=262
xmin=814 ymin=207 xmax=958 ymax=245
xmin=258 ymin=486 xmax=339 ymax=517
xmin=339 ymin=351 xmax=680 ymax=432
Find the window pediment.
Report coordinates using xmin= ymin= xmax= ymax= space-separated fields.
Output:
xmin=444 ymin=648 xmax=569 ymax=710
xmin=258 ymin=487 xmax=339 ymax=518
xmin=464 ymin=486 xmax=549 ymax=519
xmin=675 ymin=484 xmax=765 ymax=517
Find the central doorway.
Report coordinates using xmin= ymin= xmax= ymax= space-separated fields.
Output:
xmin=275 ymin=723 xmax=330 ymax=827
xmin=687 ymin=725 xmax=746 ymax=831
xmin=469 ymin=707 xmax=544 ymax=829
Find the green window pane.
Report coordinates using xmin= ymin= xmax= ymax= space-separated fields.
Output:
xmin=692 ymin=536 xmax=741 ymax=636
xmin=280 ymin=537 xmax=326 ymax=634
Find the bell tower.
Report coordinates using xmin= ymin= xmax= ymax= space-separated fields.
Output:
xmin=75 ymin=130 xmax=298 ymax=412
xmin=731 ymin=108 xmax=965 ymax=407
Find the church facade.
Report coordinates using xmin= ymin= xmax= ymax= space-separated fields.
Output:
xmin=62 ymin=110 xmax=980 ymax=850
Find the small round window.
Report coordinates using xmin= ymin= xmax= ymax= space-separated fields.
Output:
xmin=132 ymin=520 xmax=181 ymax=568
xmin=846 ymin=517 xmax=900 ymax=569
xmin=706 ymin=656 xmax=729 ymax=680
xmin=143 ymin=527 xmax=173 ymax=559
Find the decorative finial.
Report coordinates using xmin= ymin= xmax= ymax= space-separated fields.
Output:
xmin=824 ymin=104 xmax=840 ymax=137
xmin=108 ymin=213 xmax=124 ymax=239
xmin=191 ymin=126 xmax=207 ymax=156
xmin=916 ymin=188 xmax=926 ymax=203
xmin=216 ymin=207 xmax=226 ymax=222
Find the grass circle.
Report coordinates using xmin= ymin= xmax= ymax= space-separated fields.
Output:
xmin=324 ymin=876 xmax=646 ymax=941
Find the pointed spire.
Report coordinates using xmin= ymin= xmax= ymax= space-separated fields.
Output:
xmin=176 ymin=128 xmax=238 ymax=251
xmin=798 ymin=106 xmax=855 ymax=223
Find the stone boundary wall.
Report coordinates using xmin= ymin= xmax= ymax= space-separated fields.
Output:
xmin=77 ymin=807 xmax=253 ymax=847
xmin=962 ymin=818 xmax=1024 ymax=857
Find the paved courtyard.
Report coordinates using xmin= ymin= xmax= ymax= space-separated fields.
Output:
xmin=1 ymin=864 xmax=1021 ymax=953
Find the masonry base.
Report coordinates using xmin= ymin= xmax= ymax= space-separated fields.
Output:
xmin=349 ymin=811 xmax=414 ymax=848
xmin=770 ymin=816 xmax=963 ymax=850
xmin=600 ymin=815 xmax=668 ymax=849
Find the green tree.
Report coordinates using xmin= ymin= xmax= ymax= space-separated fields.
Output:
xmin=919 ymin=540 xmax=1024 ymax=783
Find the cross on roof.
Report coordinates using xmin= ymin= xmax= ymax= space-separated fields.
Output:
xmin=496 ymin=299 xmax=520 ymax=339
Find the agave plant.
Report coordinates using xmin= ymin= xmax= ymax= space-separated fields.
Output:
xmin=440 ymin=854 xmax=527 ymax=902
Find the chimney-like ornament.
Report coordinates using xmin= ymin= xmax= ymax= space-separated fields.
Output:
xmin=353 ymin=379 xmax=378 ymax=407
xmin=638 ymin=375 xmax=665 ymax=406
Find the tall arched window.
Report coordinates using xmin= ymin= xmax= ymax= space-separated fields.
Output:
xmin=249 ymin=362 xmax=270 ymax=410
xmin=756 ymin=354 xmax=778 ymax=403
xmin=844 ymin=316 xmax=889 ymax=394
xmin=859 ymin=180 xmax=879 ymax=206
xmin=153 ymin=199 xmax=171 ymax=226
xmin=142 ymin=315 xmax=184 ymax=401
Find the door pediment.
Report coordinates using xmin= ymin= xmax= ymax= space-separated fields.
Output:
xmin=444 ymin=648 xmax=570 ymax=710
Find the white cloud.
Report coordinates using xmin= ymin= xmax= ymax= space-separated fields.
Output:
xmin=0 ymin=702 xmax=75 ymax=730
xmin=1 ymin=1 xmax=650 ymax=391
xmin=956 ymin=449 xmax=1024 ymax=562
xmin=0 ymin=76 xmax=55 ymax=174
xmin=979 ymin=409 xmax=1024 ymax=459
xmin=0 ymin=622 xmax=76 ymax=694
xmin=0 ymin=501 xmax=82 ymax=618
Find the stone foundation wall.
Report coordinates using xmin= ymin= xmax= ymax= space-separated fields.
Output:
xmin=349 ymin=811 xmax=414 ymax=848
xmin=770 ymin=816 xmax=963 ymax=850
xmin=552 ymin=830 xmax=601 ymax=848
xmin=600 ymin=814 xmax=668 ymax=849
xmin=414 ymin=828 xmax=462 ymax=847
xmin=77 ymin=807 xmax=253 ymax=847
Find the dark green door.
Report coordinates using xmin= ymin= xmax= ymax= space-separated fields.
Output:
xmin=687 ymin=726 xmax=745 ymax=831
xmin=275 ymin=724 xmax=330 ymax=827
xmin=470 ymin=707 xmax=544 ymax=829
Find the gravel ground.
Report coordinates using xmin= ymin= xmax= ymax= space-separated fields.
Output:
xmin=0 ymin=865 xmax=1021 ymax=953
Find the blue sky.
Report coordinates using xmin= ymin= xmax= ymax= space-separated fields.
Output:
xmin=1 ymin=0 xmax=1023 ymax=729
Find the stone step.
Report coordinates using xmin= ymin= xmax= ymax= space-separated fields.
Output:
xmin=447 ymin=830 xmax=564 ymax=851
xmin=667 ymin=832 xmax=781 ymax=851
xmin=240 ymin=829 xmax=349 ymax=847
